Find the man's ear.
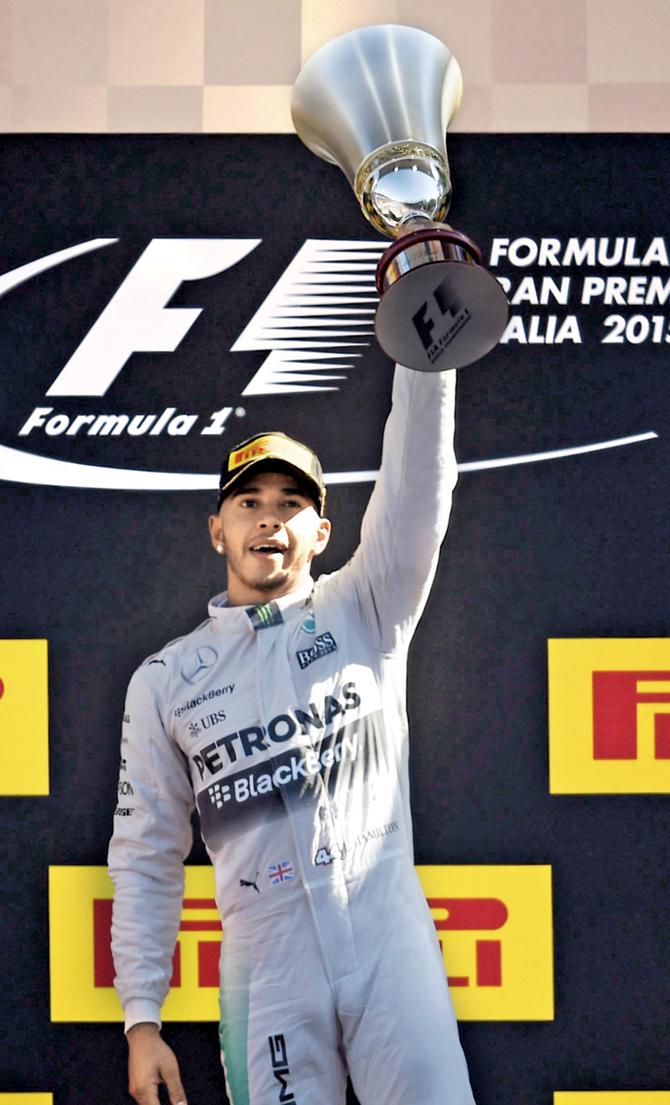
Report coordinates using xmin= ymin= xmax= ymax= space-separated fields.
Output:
xmin=208 ymin=514 xmax=225 ymax=553
xmin=312 ymin=516 xmax=332 ymax=557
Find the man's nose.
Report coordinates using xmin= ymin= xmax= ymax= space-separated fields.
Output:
xmin=258 ymin=516 xmax=281 ymax=530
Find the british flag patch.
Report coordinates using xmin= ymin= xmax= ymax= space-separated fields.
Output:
xmin=268 ymin=861 xmax=294 ymax=885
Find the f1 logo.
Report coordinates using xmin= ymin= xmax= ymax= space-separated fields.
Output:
xmin=412 ymin=279 xmax=470 ymax=364
xmin=549 ymin=639 xmax=670 ymax=793
xmin=6 ymin=237 xmax=382 ymax=402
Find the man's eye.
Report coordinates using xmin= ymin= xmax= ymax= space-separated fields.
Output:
xmin=240 ymin=498 xmax=257 ymax=508
xmin=283 ymin=499 xmax=302 ymax=508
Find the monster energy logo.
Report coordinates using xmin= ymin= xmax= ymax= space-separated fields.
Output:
xmin=246 ymin=602 xmax=284 ymax=631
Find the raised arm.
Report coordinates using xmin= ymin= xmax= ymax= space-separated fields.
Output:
xmin=330 ymin=364 xmax=458 ymax=653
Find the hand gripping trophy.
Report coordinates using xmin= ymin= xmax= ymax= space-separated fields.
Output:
xmin=292 ymin=23 xmax=508 ymax=371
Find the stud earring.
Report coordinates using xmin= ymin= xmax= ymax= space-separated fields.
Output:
xmin=216 ymin=543 xmax=224 ymax=554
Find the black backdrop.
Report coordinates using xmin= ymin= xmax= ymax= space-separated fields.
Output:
xmin=1 ymin=134 xmax=669 ymax=1104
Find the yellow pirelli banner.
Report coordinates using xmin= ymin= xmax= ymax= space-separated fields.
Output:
xmin=418 ymin=864 xmax=553 ymax=1020
xmin=554 ymin=1095 xmax=670 ymax=1104
xmin=49 ymin=864 xmax=553 ymax=1022
xmin=549 ymin=639 xmax=670 ymax=794
xmin=0 ymin=1096 xmax=54 ymax=1104
xmin=0 ymin=639 xmax=49 ymax=795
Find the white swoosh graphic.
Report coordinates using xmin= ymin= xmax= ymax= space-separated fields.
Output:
xmin=456 ymin=431 xmax=659 ymax=472
xmin=0 ymin=238 xmax=118 ymax=297
xmin=0 ymin=432 xmax=657 ymax=491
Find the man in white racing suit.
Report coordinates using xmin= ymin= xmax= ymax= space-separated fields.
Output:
xmin=108 ymin=364 xmax=476 ymax=1105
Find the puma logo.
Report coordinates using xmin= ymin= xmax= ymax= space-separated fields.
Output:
xmin=240 ymin=871 xmax=260 ymax=894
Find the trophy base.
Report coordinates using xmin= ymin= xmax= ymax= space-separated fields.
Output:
xmin=375 ymin=228 xmax=509 ymax=371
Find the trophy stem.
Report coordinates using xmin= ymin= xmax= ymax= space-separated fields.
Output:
xmin=396 ymin=214 xmax=437 ymax=234
xmin=354 ymin=140 xmax=452 ymax=237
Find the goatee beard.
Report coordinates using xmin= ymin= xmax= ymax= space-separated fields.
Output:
xmin=248 ymin=575 xmax=288 ymax=594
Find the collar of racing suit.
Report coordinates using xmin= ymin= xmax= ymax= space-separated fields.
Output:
xmin=207 ymin=579 xmax=315 ymax=633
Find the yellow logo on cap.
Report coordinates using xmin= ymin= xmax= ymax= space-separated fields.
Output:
xmin=229 ymin=436 xmax=276 ymax=470
xmin=229 ymin=434 xmax=314 ymax=476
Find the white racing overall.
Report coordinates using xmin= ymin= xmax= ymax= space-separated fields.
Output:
xmin=109 ymin=366 xmax=476 ymax=1105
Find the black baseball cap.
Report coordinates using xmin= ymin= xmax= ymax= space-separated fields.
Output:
xmin=217 ymin=432 xmax=326 ymax=514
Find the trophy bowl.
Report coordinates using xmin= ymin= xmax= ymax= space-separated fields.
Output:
xmin=291 ymin=24 xmax=508 ymax=371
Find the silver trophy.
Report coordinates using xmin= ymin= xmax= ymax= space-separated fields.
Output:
xmin=291 ymin=24 xmax=508 ymax=371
